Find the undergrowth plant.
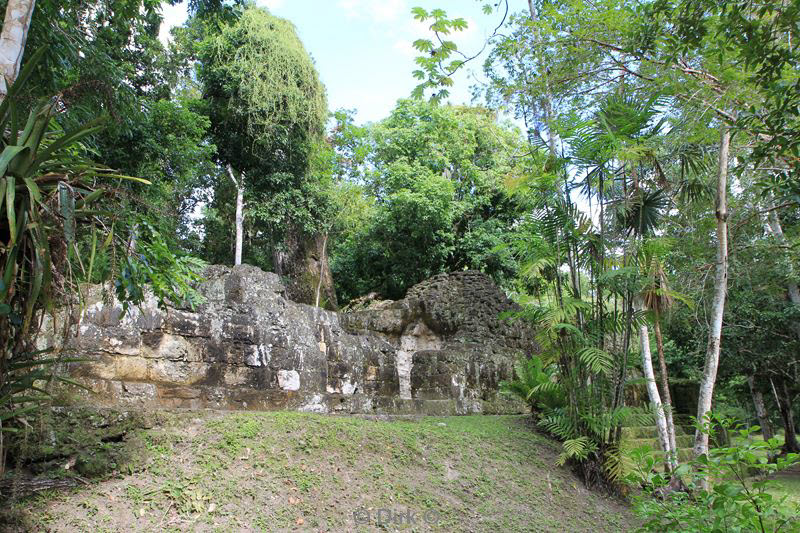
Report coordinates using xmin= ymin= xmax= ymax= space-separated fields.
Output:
xmin=627 ymin=415 xmax=800 ymax=533
xmin=500 ymin=355 xmax=565 ymax=414
xmin=0 ymin=49 xmax=205 ymax=474
xmin=506 ymin=199 xmax=654 ymax=490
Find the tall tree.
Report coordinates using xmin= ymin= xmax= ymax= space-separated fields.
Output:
xmin=693 ymin=126 xmax=730 ymax=458
xmin=330 ymin=100 xmax=527 ymax=302
xmin=195 ymin=6 xmax=327 ymax=278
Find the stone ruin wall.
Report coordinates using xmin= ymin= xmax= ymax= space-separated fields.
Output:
xmin=41 ymin=266 xmax=535 ymax=415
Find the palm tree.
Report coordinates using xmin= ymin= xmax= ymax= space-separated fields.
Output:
xmin=574 ymin=93 xmax=677 ymax=471
xmin=639 ymin=240 xmax=684 ymax=469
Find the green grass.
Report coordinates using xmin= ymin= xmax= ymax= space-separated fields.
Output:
xmin=0 ymin=409 xmax=636 ymax=532
xmin=771 ymin=476 xmax=800 ymax=507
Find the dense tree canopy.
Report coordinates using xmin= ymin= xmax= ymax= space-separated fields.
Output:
xmin=330 ymin=99 xmax=529 ymax=300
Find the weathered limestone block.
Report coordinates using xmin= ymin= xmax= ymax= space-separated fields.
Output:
xmin=45 ymin=266 xmax=533 ymax=415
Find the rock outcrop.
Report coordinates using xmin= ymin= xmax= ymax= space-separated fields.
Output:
xmin=46 ymin=266 xmax=535 ymax=415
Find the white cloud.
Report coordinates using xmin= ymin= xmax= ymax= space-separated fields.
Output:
xmin=338 ymin=0 xmax=406 ymax=22
xmin=392 ymin=39 xmax=417 ymax=59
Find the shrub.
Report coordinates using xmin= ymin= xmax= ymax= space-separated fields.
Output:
xmin=627 ymin=415 xmax=800 ymax=532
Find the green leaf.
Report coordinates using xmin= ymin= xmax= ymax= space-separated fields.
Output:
xmin=53 ymin=375 xmax=92 ymax=391
xmin=0 ymin=145 xmax=29 ymax=176
xmin=103 ymin=174 xmax=151 ymax=185
xmin=59 ymin=182 xmax=75 ymax=245
xmin=576 ymin=346 xmax=614 ymax=374
xmin=32 ymin=118 xmax=107 ymax=171
xmin=23 ymin=176 xmax=41 ymax=203
xmin=6 ymin=175 xmax=16 ymax=243
xmin=450 ymin=18 xmax=468 ymax=31
xmin=411 ymin=6 xmax=428 ymax=21
xmin=0 ymin=405 xmax=40 ymax=421
xmin=413 ymin=39 xmax=434 ymax=52
xmin=75 ymin=189 xmax=104 ymax=209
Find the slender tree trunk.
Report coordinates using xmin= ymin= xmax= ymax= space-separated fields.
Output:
xmin=0 ymin=0 xmax=35 ymax=102
xmin=653 ymin=311 xmax=678 ymax=456
xmin=314 ymin=232 xmax=328 ymax=308
xmin=234 ymin=186 xmax=243 ymax=266
xmin=227 ymin=165 xmax=244 ymax=266
xmin=764 ymin=202 xmax=799 ymax=454
xmin=748 ymin=375 xmax=774 ymax=442
xmin=693 ymin=125 xmax=730 ymax=459
xmin=766 ymin=209 xmax=800 ymax=335
xmin=766 ymin=210 xmax=800 ymax=311
xmin=639 ymin=317 xmax=674 ymax=471
xmin=770 ymin=377 xmax=800 ymax=454
xmin=614 ymin=292 xmax=634 ymax=415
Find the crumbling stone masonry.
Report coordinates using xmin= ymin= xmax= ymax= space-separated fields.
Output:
xmin=42 ymin=266 xmax=535 ymax=415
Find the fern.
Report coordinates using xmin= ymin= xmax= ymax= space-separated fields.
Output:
xmin=539 ymin=409 xmax=579 ymax=440
xmin=558 ymin=436 xmax=597 ymax=466
xmin=576 ymin=346 xmax=614 ymax=375
xmin=603 ymin=442 xmax=625 ymax=482
xmin=500 ymin=356 xmax=565 ymax=411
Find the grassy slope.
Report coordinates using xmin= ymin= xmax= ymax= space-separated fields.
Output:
xmin=2 ymin=411 xmax=636 ymax=532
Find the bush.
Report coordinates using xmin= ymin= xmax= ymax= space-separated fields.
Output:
xmin=627 ymin=415 xmax=800 ymax=532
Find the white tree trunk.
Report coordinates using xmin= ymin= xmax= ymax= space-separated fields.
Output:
xmin=227 ymin=165 xmax=244 ymax=266
xmin=653 ymin=315 xmax=678 ymax=455
xmin=693 ymin=125 xmax=730 ymax=458
xmin=0 ymin=0 xmax=35 ymax=102
xmin=640 ymin=321 xmax=675 ymax=470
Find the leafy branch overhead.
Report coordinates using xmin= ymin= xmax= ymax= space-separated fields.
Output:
xmin=411 ymin=3 xmax=508 ymax=102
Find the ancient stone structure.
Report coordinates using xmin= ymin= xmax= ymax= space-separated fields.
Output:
xmin=45 ymin=266 xmax=535 ymax=415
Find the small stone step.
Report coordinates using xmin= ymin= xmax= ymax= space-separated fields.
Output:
xmin=624 ymin=434 xmax=693 ymax=449
xmin=621 ymin=424 xmax=691 ymax=439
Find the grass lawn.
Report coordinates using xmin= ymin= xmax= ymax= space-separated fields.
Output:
xmin=0 ymin=410 xmax=636 ymax=532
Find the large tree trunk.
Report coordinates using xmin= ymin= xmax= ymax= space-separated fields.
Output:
xmin=653 ymin=311 xmax=678 ymax=456
xmin=639 ymin=319 xmax=675 ymax=471
xmin=0 ymin=0 xmax=35 ymax=102
xmin=273 ymin=226 xmax=338 ymax=310
xmin=693 ymin=125 xmax=730 ymax=459
xmin=226 ymin=165 xmax=244 ymax=266
xmin=771 ymin=377 xmax=800 ymax=454
xmin=748 ymin=375 xmax=774 ymax=442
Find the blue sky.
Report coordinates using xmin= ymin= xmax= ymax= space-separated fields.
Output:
xmin=161 ymin=0 xmax=507 ymax=124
